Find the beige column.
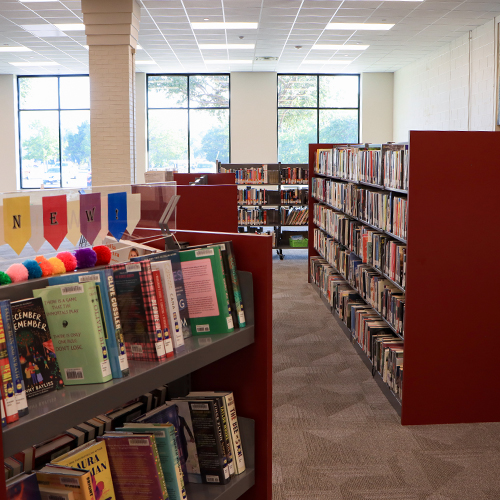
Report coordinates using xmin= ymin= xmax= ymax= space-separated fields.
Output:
xmin=82 ymin=0 xmax=140 ymax=186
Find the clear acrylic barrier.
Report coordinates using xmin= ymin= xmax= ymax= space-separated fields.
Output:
xmin=0 ymin=182 xmax=176 ymax=271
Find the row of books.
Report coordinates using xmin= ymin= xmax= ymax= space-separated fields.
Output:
xmin=6 ymin=389 xmax=246 ymax=499
xmin=281 ymin=187 xmax=308 ymax=205
xmin=281 ymin=207 xmax=308 ymax=226
xmin=0 ymin=241 xmax=247 ymax=425
xmin=237 ymin=187 xmax=276 ymax=206
xmin=238 ymin=207 xmax=308 ymax=226
xmin=313 ymin=228 xmax=405 ymax=335
xmin=309 ymin=256 xmax=403 ymax=400
xmin=220 ymin=165 xmax=280 ymax=185
xmin=280 ymin=166 xmax=308 ymax=185
xmin=312 ymin=177 xmax=407 ymax=241
xmin=315 ymin=145 xmax=409 ymax=192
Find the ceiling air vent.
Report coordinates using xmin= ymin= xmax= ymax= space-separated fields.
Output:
xmin=255 ymin=57 xmax=278 ymax=61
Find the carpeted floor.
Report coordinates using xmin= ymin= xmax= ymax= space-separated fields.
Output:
xmin=272 ymin=250 xmax=500 ymax=500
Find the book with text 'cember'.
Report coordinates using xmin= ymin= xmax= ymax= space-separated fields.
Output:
xmin=33 ymin=283 xmax=112 ymax=386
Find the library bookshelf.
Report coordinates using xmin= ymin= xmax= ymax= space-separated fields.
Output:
xmin=217 ymin=163 xmax=309 ymax=258
xmin=0 ymin=229 xmax=271 ymax=500
xmin=308 ymin=131 xmax=500 ymax=426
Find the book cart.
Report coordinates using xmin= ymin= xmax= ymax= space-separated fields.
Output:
xmin=217 ymin=162 xmax=309 ymax=259
xmin=0 ymin=184 xmax=272 ymax=499
xmin=308 ymin=131 xmax=500 ymax=426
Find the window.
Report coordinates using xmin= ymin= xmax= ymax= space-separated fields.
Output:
xmin=278 ymin=74 xmax=360 ymax=163
xmin=147 ymin=74 xmax=230 ymax=173
xmin=18 ymin=76 xmax=91 ymax=189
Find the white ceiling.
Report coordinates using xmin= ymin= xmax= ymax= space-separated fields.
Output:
xmin=0 ymin=0 xmax=499 ymax=75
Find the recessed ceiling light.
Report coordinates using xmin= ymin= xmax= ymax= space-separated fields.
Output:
xmin=0 ymin=46 xmax=32 ymax=52
xmin=312 ymin=44 xmax=369 ymax=50
xmin=9 ymin=61 xmax=60 ymax=66
xmin=191 ymin=22 xmax=258 ymax=30
xmin=199 ymin=44 xmax=255 ymax=50
xmin=204 ymin=18 xmax=209 ymax=21
xmin=302 ymin=60 xmax=352 ymax=65
xmin=204 ymin=59 xmax=252 ymax=64
xmin=326 ymin=23 xmax=393 ymax=30
xmin=54 ymin=23 xmax=86 ymax=32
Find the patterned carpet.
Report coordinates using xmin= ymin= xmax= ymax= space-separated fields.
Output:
xmin=272 ymin=250 xmax=500 ymax=500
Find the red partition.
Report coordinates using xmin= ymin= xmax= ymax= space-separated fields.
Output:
xmin=173 ymin=173 xmax=235 ymax=185
xmin=132 ymin=228 xmax=273 ymax=500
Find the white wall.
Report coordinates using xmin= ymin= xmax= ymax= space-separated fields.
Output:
xmin=360 ymin=73 xmax=393 ymax=143
xmin=0 ymin=75 xmax=19 ymax=192
xmin=393 ymin=18 xmax=498 ymax=141
xmin=230 ymin=72 xmax=277 ymax=163
xmin=135 ymin=71 xmax=147 ymax=183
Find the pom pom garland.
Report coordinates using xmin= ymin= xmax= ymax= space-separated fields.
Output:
xmin=47 ymin=257 xmax=66 ymax=275
xmin=56 ymin=251 xmax=77 ymax=272
xmin=0 ymin=272 xmax=12 ymax=286
xmin=22 ymin=260 xmax=43 ymax=280
xmin=74 ymin=247 xmax=97 ymax=269
xmin=35 ymin=256 xmax=54 ymax=277
xmin=6 ymin=263 xmax=29 ymax=283
xmin=93 ymin=245 xmax=112 ymax=266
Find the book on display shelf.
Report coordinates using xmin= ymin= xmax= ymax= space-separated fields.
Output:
xmin=36 ymin=465 xmax=94 ymax=500
xmin=6 ymin=472 xmax=42 ymax=500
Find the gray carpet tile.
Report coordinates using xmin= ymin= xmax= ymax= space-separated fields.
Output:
xmin=272 ymin=250 xmax=500 ymax=500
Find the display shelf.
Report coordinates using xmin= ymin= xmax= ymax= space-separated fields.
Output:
xmin=359 ymin=180 xmax=384 ymax=190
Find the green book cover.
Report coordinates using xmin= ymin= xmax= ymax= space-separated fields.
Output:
xmin=119 ymin=424 xmax=187 ymax=500
xmin=178 ymin=246 xmax=234 ymax=335
xmin=33 ymin=282 xmax=112 ymax=386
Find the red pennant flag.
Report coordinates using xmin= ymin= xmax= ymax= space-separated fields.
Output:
xmin=42 ymin=195 xmax=68 ymax=250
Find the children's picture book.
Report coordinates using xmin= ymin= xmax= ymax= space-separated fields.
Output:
xmin=11 ymin=297 xmax=64 ymax=399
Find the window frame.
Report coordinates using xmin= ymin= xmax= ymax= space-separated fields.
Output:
xmin=277 ymin=73 xmax=360 ymax=162
xmin=17 ymin=74 xmax=91 ymax=190
xmin=146 ymin=73 xmax=231 ymax=173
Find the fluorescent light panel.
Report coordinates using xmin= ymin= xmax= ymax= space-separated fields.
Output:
xmin=302 ymin=60 xmax=352 ymax=64
xmin=205 ymin=59 xmax=252 ymax=64
xmin=312 ymin=44 xmax=369 ymax=50
xmin=199 ymin=44 xmax=255 ymax=49
xmin=191 ymin=22 xmax=258 ymax=30
xmin=10 ymin=61 xmax=60 ymax=66
xmin=326 ymin=23 xmax=394 ymax=30
xmin=54 ymin=23 xmax=85 ymax=31
xmin=0 ymin=46 xmax=32 ymax=52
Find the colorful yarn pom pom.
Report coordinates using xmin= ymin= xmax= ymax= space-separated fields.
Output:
xmin=93 ymin=245 xmax=112 ymax=266
xmin=22 ymin=260 xmax=43 ymax=280
xmin=48 ymin=257 xmax=66 ymax=275
xmin=35 ymin=256 xmax=54 ymax=277
xmin=74 ymin=247 xmax=97 ymax=269
xmin=57 ymin=251 xmax=77 ymax=272
xmin=0 ymin=272 xmax=12 ymax=286
xmin=6 ymin=263 xmax=29 ymax=283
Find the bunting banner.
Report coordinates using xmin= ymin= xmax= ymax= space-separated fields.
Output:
xmin=29 ymin=204 xmax=44 ymax=252
xmin=42 ymin=195 xmax=68 ymax=251
xmin=66 ymin=199 xmax=81 ymax=246
xmin=79 ymin=193 xmax=101 ymax=246
xmin=126 ymin=193 xmax=142 ymax=235
xmin=3 ymin=196 xmax=31 ymax=255
xmin=108 ymin=192 xmax=128 ymax=241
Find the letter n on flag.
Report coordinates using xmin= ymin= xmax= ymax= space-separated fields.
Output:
xmin=108 ymin=192 xmax=127 ymax=241
xmin=80 ymin=193 xmax=101 ymax=245
xmin=42 ymin=195 xmax=68 ymax=250
xmin=3 ymin=196 xmax=31 ymax=255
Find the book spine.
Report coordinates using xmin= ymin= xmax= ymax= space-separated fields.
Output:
xmin=0 ymin=390 xmax=6 ymax=426
xmin=163 ymin=261 xmax=185 ymax=351
xmin=105 ymin=270 xmax=130 ymax=377
xmin=149 ymin=434 xmax=169 ymax=500
xmin=0 ymin=313 xmax=18 ymax=423
xmin=225 ymin=242 xmax=246 ymax=328
xmin=216 ymin=397 xmax=234 ymax=476
xmin=223 ymin=393 xmax=246 ymax=474
xmin=216 ymin=249 xmax=234 ymax=332
xmin=0 ymin=301 xmax=28 ymax=417
xmin=167 ymin=426 xmax=187 ymax=500
xmin=212 ymin=398 xmax=231 ymax=479
xmin=152 ymin=270 xmax=174 ymax=358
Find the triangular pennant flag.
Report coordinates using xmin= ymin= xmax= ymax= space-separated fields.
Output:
xmin=66 ymin=199 xmax=81 ymax=246
xmin=42 ymin=194 xmax=68 ymax=251
xmin=126 ymin=192 xmax=141 ymax=235
xmin=108 ymin=192 xmax=128 ymax=241
xmin=79 ymin=193 xmax=101 ymax=246
xmin=29 ymin=204 xmax=44 ymax=252
xmin=3 ymin=196 xmax=31 ymax=255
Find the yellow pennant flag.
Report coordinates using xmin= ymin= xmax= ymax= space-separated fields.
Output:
xmin=66 ymin=199 xmax=81 ymax=246
xmin=4 ymin=196 xmax=31 ymax=255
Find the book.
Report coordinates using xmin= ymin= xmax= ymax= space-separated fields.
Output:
xmin=48 ymin=269 xmax=130 ymax=379
xmin=222 ymin=241 xmax=246 ymax=328
xmin=112 ymin=261 xmax=166 ymax=362
xmin=34 ymin=433 xmax=77 ymax=469
xmin=105 ymin=401 xmax=145 ymax=430
xmin=4 ymin=457 xmax=22 ymax=478
xmin=74 ymin=423 xmax=95 ymax=443
xmin=0 ymin=301 xmax=29 ymax=417
xmin=10 ymin=297 xmax=64 ymax=400
xmin=103 ymin=236 xmax=158 ymax=264
xmin=178 ymin=246 xmax=234 ymax=335
xmin=0 ymin=314 xmax=18 ymax=424
xmin=97 ymin=434 xmax=167 ymax=500
xmin=36 ymin=464 xmax=94 ymax=500
xmin=66 ymin=428 xmax=86 ymax=447
xmin=119 ymin=423 xmax=187 ymax=500
xmin=6 ymin=472 xmax=42 ymax=499
xmin=151 ymin=269 xmax=174 ymax=357
xmin=52 ymin=439 xmax=116 ymax=500
xmin=33 ymin=283 xmax=113 ymax=386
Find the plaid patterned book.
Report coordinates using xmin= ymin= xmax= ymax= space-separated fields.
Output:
xmin=110 ymin=261 xmax=166 ymax=362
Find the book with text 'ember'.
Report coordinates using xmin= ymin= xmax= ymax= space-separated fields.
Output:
xmin=6 ymin=472 xmax=42 ymax=500
xmin=111 ymin=261 xmax=166 ymax=362
xmin=33 ymin=283 xmax=112 ymax=386
xmin=0 ymin=312 xmax=18 ymax=424
xmin=11 ymin=297 xmax=64 ymax=399
xmin=52 ymin=439 xmax=116 ymax=500
xmin=36 ymin=464 xmax=94 ymax=500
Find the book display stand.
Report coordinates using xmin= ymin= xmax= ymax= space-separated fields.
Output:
xmin=308 ymin=131 xmax=500 ymax=426
xmin=217 ymin=163 xmax=309 ymax=259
